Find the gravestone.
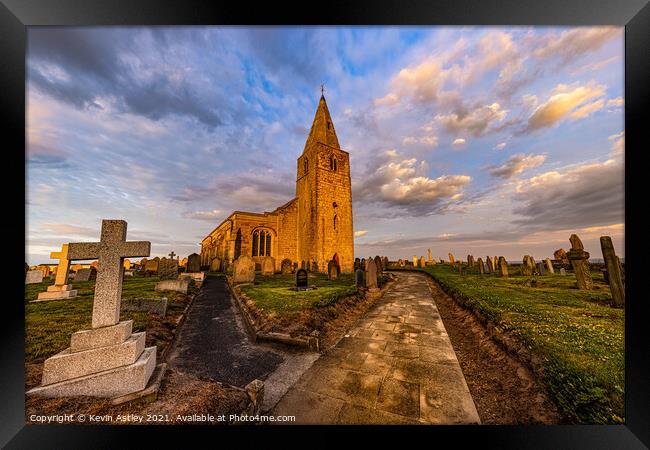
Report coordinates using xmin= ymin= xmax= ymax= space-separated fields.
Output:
xmin=36 ymin=244 xmax=78 ymax=301
xmin=374 ymin=256 xmax=383 ymax=277
xmin=536 ymin=262 xmax=546 ymax=275
xmin=467 ymin=255 xmax=474 ymax=267
xmin=567 ymin=234 xmax=593 ymax=290
xmin=354 ymin=258 xmax=361 ymax=271
xmin=28 ymin=219 xmax=155 ymax=398
xmin=554 ymin=248 xmax=569 ymax=264
xmin=477 ymin=258 xmax=485 ymax=274
xmin=560 ymin=268 xmax=567 ymax=276
xmin=187 ymin=253 xmax=201 ymax=273
xmin=486 ymin=256 xmax=494 ymax=273
xmin=448 ymin=253 xmax=456 ymax=265
xmin=180 ymin=257 xmax=188 ymax=268
xmin=398 ymin=259 xmax=405 ymax=267
xmin=144 ymin=259 xmax=159 ymax=276
xmin=210 ymin=258 xmax=221 ymax=272
xmin=383 ymin=256 xmax=389 ymax=269
xmin=328 ymin=259 xmax=340 ymax=280
xmin=281 ymin=258 xmax=293 ymax=274
xmin=427 ymin=249 xmax=433 ymax=263
xmin=365 ymin=258 xmax=378 ymax=291
xmin=521 ymin=256 xmax=533 ymax=276
xmin=155 ymin=279 xmax=189 ymax=294
xmin=25 ymin=270 xmax=43 ymax=284
xmin=123 ymin=259 xmax=132 ymax=270
xmin=90 ymin=261 xmax=99 ymax=271
xmin=600 ymin=236 xmax=624 ymax=307
xmin=74 ymin=267 xmax=97 ymax=282
xmin=544 ymin=258 xmax=555 ymax=274
xmin=295 ymin=268 xmax=308 ymax=289
xmin=412 ymin=256 xmax=418 ymax=267
xmin=158 ymin=257 xmax=179 ymax=280
xmin=121 ymin=297 xmax=168 ymax=317
xmin=419 ymin=256 xmax=426 ymax=268
xmin=261 ymin=256 xmax=275 ymax=276
xmin=498 ymin=257 xmax=509 ymax=277
xmin=37 ymin=265 xmax=51 ymax=277
xmin=233 ymin=255 xmax=255 ymax=283
xmin=355 ymin=268 xmax=365 ymax=289
xmin=361 ymin=258 xmax=367 ymax=270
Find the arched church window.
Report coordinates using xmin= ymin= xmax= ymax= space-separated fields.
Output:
xmin=333 ymin=214 xmax=338 ymax=230
xmin=252 ymin=231 xmax=259 ymax=257
xmin=265 ymin=232 xmax=272 ymax=256
xmin=333 ymin=159 xmax=337 ymax=171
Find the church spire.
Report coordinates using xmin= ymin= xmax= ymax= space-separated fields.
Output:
xmin=303 ymin=93 xmax=340 ymax=152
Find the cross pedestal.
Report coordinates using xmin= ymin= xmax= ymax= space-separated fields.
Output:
xmin=36 ymin=244 xmax=79 ymax=301
xmin=28 ymin=220 xmax=157 ymax=399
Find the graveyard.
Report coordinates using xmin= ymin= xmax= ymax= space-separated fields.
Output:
xmin=391 ymin=260 xmax=624 ymax=424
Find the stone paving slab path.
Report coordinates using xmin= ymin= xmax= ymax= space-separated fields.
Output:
xmin=272 ymin=271 xmax=481 ymax=424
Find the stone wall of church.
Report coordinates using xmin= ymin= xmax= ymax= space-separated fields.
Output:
xmin=276 ymin=199 xmax=298 ymax=263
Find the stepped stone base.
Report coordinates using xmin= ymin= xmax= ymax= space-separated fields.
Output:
xmin=42 ymin=332 xmax=146 ymax=385
xmin=27 ymin=347 xmax=157 ymax=398
xmin=35 ymin=285 xmax=78 ymax=301
xmin=70 ymin=320 xmax=132 ymax=352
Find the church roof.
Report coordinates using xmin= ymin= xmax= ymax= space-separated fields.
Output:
xmin=303 ymin=94 xmax=340 ymax=152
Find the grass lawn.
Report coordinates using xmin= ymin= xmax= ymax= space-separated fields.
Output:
xmin=238 ymin=272 xmax=359 ymax=317
xmin=403 ymin=263 xmax=624 ymax=424
xmin=25 ymin=276 xmax=191 ymax=364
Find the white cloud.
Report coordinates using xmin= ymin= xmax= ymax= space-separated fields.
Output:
xmin=452 ymin=138 xmax=466 ymax=148
xmin=607 ymin=96 xmax=624 ymax=107
xmin=494 ymin=142 xmax=507 ymax=150
xmin=183 ymin=209 xmax=223 ymax=221
xmin=485 ymin=153 xmax=546 ymax=179
xmin=354 ymin=230 xmax=368 ymax=237
xmin=608 ymin=131 xmax=624 ymax=156
xmin=402 ymin=135 xmax=438 ymax=147
xmin=436 ymin=103 xmax=508 ymax=137
xmin=533 ymin=27 xmax=621 ymax=63
xmin=526 ymin=81 xmax=606 ymax=131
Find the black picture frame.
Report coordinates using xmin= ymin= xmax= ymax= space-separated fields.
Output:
xmin=2 ymin=0 xmax=647 ymax=447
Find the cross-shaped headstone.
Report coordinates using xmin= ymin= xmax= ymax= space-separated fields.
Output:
xmin=68 ymin=220 xmax=150 ymax=328
xmin=168 ymin=251 xmax=176 ymax=260
xmin=50 ymin=243 xmax=72 ymax=287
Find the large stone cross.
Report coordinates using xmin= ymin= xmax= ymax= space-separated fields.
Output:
xmin=50 ymin=243 xmax=71 ymax=287
xmin=68 ymin=220 xmax=150 ymax=328
xmin=168 ymin=251 xmax=176 ymax=260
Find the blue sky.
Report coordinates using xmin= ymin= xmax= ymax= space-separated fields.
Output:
xmin=26 ymin=26 xmax=624 ymax=264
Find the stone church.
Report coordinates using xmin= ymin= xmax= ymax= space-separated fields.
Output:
xmin=200 ymin=94 xmax=354 ymax=273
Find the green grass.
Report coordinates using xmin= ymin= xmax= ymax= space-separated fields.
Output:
xmin=403 ymin=263 xmax=624 ymax=424
xmin=239 ymin=272 xmax=360 ymax=316
xmin=25 ymin=276 xmax=180 ymax=363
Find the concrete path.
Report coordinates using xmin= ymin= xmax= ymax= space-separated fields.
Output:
xmin=271 ymin=271 xmax=480 ymax=424
xmin=165 ymin=275 xmax=319 ymax=408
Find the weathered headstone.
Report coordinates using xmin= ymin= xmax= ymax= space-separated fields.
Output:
xmin=544 ymin=258 xmax=555 ymax=274
xmin=567 ymin=234 xmax=593 ymax=290
xmin=486 ymin=256 xmax=494 ymax=273
xmin=554 ymin=248 xmax=569 ymax=264
xmin=281 ymin=258 xmax=293 ymax=274
xmin=179 ymin=257 xmax=188 ymax=268
xmin=366 ymin=258 xmax=378 ymax=291
xmin=600 ymin=236 xmax=624 ymax=307
xmin=354 ymin=258 xmax=361 ymax=271
xmin=383 ymin=256 xmax=389 ymax=269
xmin=477 ymin=258 xmax=485 ymax=274
xmin=448 ymin=253 xmax=455 ymax=265
xmin=498 ymin=257 xmax=508 ymax=277
xmin=467 ymin=255 xmax=474 ymax=267
xmin=37 ymin=265 xmax=51 ymax=277
xmin=155 ymin=279 xmax=189 ymax=294
xmin=25 ymin=270 xmax=43 ymax=284
xmin=187 ymin=253 xmax=201 ymax=273
xmin=427 ymin=249 xmax=433 ymax=263
xmin=374 ymin=255 xmax=383 ymax=277
xmin=355 ymin=268 xmax=365 ymax=289
xmin=418 ymin=256 xmax=425 ymax=268
xmin=521 ymin=256 xmax=533 ymax=276
xmin=328 ymin=259 xmax=340 ymax=280
xmin=261 ymin=256 xmax=275 ymax=276
xmin=560 ymin=268 xmax=567 ymax=276
xmin=36 ymin=244 xmax=79 ymax=301
xmin=28 ymin=219 xmax=155 ymax=398
xmin=412 ymin=255 xmax=418 ymax=267
xmin=209 ymin=257 xmax=221 ymax=272
xmin=158 ymin=257 xmax=179 ymax=280
xmin=536 ymin=262 xmax=546 ymax=276
xmin=144 ymin=259 xmax=159 ymax=276
xmin=233 ymin=255 xmax=255 ymax=283
xmin=361 ymin=258 xmax=367 ymax=270
xmin=398 ymin=259 xmax=405 ymax=267
xmin=74 ymin=267 xmax=97 ymax=282
xmin=123 ymin=259 xmax=132 ymax=270
xmin=295 ymin=268 xmax=308 ymax=289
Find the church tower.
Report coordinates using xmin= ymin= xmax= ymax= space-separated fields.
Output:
xmin=296 ymin=94 xmax=354 ymax=273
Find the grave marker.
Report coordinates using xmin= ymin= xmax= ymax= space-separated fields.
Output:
xmin=36 ymin=244 xmax=78 ymax=301
xmin=600 ymin=236 xmax=624 ymax=307
xmin=567 ymin=234 xmax=593 ymax=290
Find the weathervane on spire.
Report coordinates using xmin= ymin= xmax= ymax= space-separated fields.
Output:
xmin=321 ymin=83 xmax=325 ymax=96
